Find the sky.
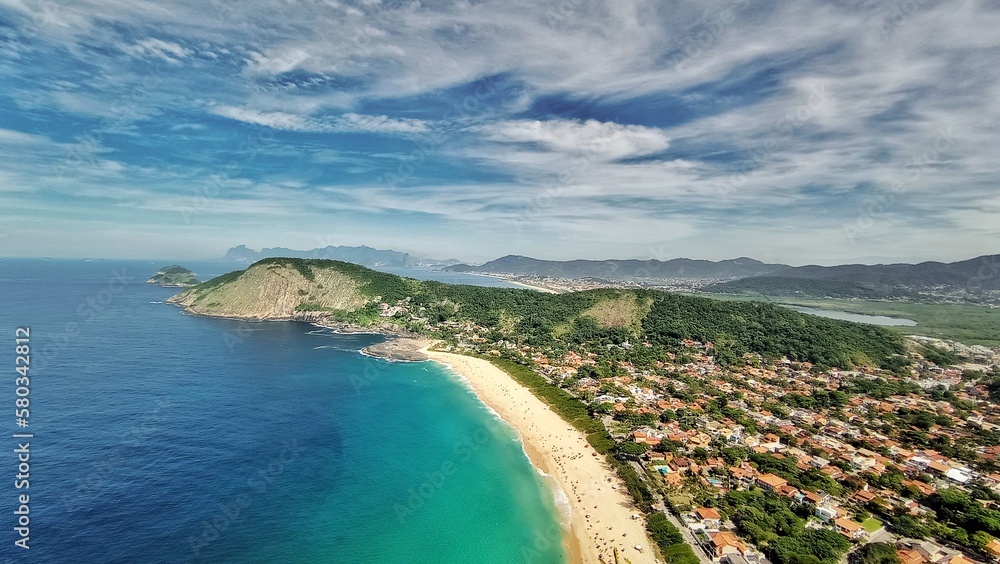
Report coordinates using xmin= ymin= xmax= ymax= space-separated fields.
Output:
xmin=0 ymin=0 xmax=998 ymax=265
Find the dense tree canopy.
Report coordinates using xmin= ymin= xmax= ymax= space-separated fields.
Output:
xmin=849 ymin=542 xmax=900 ymax=564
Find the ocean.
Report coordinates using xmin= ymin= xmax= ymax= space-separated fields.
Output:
xmin=0 ymin=259 xmax=566 ymax=563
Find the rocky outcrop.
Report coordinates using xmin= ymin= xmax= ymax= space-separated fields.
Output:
xmin=147 ymin=265 xmax=200 ymax=287
xmin=168 ymin=261 xmax=367 ymax=320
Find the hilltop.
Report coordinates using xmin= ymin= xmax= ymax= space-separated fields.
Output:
xmin=170 ymin=258 xmax=906 ymax=369
xmin=146 ymin=265 xmax=200 ymax=287
xmin=445 ymin=253 xmax=1000 ymax=303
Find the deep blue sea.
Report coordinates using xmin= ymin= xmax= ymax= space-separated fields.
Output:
xmin=0 ymin=259 xmax=565 ymax=563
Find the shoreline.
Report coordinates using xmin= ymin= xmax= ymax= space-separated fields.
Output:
xmin=359 ymin=336 xmax=432 ymax=361
xmin=471 ymin=273 xmax=561 ymax=294
xmin=166 ymin=299 xmax=656 ymax=561
xmin=422 ymin=347 xmax=657 ymax=564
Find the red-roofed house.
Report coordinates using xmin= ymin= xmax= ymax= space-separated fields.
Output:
xmin=834 ymin=518 xmax=866 ymax=540
xmin=709 ymin=532 xmax=747 ymax=558
xmin=695 ymin=507 xmax=722 ymax=529
xmin=756 ymin=473 xmax=788 ymax=491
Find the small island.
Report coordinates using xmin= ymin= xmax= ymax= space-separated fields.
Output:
xmin=146 ymin=265 xmax=200 ymax=287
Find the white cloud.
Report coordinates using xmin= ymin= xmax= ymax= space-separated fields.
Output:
xmin=336 ymin=113 xmax=427 ymax=134
xmin=211 ymin=106 xmax=428 ymax=135
xmin=245 ymin=49 xmax=311 ymax=75
xmin=212 ymin=106 xmax=312 ymax=131
xmin=479 ymin=119 xmax=669 ymax=161
xmin=2 ymin=0 xmax=999 ymax=263
xmin=122 ymin=38 xmax=192 ymax=63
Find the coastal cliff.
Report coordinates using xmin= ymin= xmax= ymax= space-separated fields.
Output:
xmin=169 ymin=259 xmax=367 ymax=319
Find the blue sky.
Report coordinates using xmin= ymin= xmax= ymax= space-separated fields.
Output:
xmin=0 ymin=0 xmax=998 ymax=264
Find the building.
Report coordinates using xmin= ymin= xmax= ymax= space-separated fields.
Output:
xmin=815 ymin=506 xmax=838 ymax=523
xmin=984 ymin=539 xmax=1000 ymax=562
xmin=709 ymin=531 xmax=748 ymax=558
xmin=834 ymin=517 xmax=866 ymax=540
xmin=755 ymin=473 xmax=788 ymax=491
xmin=694 ymin=507 xmax=723 ymax=530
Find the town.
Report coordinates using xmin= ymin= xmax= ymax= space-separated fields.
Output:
xmin=381 ymin=296 xmax=1000 ymax=564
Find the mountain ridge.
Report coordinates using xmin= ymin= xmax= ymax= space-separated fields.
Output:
xmin=445 ymin=254 xmax=792 ymax=279
xmin=223 ymin=244 xmax=461 ymax=268
xmin=446 ymin=253 xmax=1000 ymax=299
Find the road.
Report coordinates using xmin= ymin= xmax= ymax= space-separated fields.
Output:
xmin=630 ymin=461 xmax=715 ymax=564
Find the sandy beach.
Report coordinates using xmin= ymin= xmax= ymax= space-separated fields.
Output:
xmin=423 ymin=348 xmax=658 ymax=564
xmin=506 ymin=280 xmax=561 ymax=294
xmin=473 ymin=273 xmax=561 ymax=294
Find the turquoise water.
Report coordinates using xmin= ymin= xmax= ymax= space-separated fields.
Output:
xmin=0 ymin=259 xmax=565 ymax=563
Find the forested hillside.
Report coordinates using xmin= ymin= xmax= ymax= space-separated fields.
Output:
xmin=173 ymin=258 xmax=906 ymax=369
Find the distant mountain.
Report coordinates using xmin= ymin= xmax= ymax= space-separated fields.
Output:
xmin=706 ymin=254 xmax=1000 ymax=298
xmin=223 ymin=245 xmax=462 ymax=268
xmin=445 ymin=253 xmax=1000 ymax=300
xmin=444 ymin=255 xmax=791 ymax=279
xmin=775 ymin=255 xmax=1000 ymax=290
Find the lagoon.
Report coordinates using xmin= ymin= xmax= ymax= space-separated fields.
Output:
xmin=785 ymin=305 xmax=917 ymax=326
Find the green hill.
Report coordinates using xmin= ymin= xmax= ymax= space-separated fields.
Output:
xmin=146 ymin=265 xmax=200 ymax=287
xmin=170 ymin=258 xmax=906 ymax=369
xmin=704 ymin=275 xmax=915 ymax=300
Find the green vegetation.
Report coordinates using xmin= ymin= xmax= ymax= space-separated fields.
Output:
xmin=487 ymin=357 xmax=615 ymax=453
xmin=749 ymin=452 xmax=843 ymax=495
xmin=646 ymin=513 xmax=700 ymax=564
xmin=485 ymin=357 xmax=657 ymax=518
xmin=861 ymin=517 xmax=883 ymax=534
xmin=922 ymin=488 xmax=1000 ymax=549
xmin=718 ymin=489 xmax=851 ymax=564
xmin=642 ymin=293 xmax=904 ymax=369
xmin=174 ymin=257 xmax=1000 ymax=560
xmin=191 ymin=269 xmax=242 ymax=291
xmin=580 ymin=293 xmax=648 ymax=330
xmin=146 ymin=265 xmax=201 ymax=287
xmin=919 ymin=345 xmax=958 ymax=366
xmin=186 ymin=258 xmax=909 ymax=370
xmin=706 ymin=276 xmax=913 ymax=300
xmin=704 ymin=294 xmax=1000 ymax=346
xmin=849 ymin=542 xmax=900 ymax=564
